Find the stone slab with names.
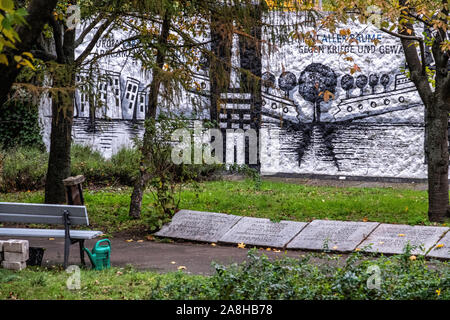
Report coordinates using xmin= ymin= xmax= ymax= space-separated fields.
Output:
xmin=286 ymin=220 xmax=380 ymax=252
xmin=154 ymin=210 xmax=242 ymax=243
xmin=218 ymin=217 xmax=308 ymax=248
xmin=358 ymin=224 xmax=449 ymax=255
xmin=426 ymin=231 xmax=450 ymax=260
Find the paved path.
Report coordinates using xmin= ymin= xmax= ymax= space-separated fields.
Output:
xmin=0 ymin=236 xmax=348 ymax=275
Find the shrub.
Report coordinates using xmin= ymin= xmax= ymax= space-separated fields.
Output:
xmin=0 ymin=142 xmax=223 ymax=193
xmin=110 ymin=147 xmax=140 ymax=185
xmin=0 ymin=97 xmax=45 ymax=150
xmin=71 ymin=144 xmax=110 ymax=184
xmin=0 ymin=146 xmax=48 ymax=192
xmin=149 ymin=249 xmax=450 ymax=300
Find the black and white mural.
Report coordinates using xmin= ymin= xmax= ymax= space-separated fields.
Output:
xmin=39 ymin=12 xmax=447 ymax=179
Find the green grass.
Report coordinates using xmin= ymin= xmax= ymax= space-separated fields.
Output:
xmin=0 ymin=179 xmax=445 ymax=236
xmin=0 ymin=265 xmax=198 ymax=300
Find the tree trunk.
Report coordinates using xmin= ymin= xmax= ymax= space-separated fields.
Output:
xmin=129 ymin=13 xmax=171 ymax=219
xmin=44 ymin=71 xmax=75 ymax=203
xmin=426 ymin=101 xmax=449 ymax=222
xmin=209 ymin=14 xmax=233 ymax=124
xmin=44 ymin=25 xmax=76 ymax=204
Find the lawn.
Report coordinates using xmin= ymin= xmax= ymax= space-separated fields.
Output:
xmin=0 ymin=179 xmax=443 ymax=236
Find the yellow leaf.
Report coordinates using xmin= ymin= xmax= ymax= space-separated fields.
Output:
xmin=22 ymin=52 xmax=34 ymax=60
xmin=398 ymin=234 xmax=406 ymax=237
xmin=237 ymin=242 xmax=246 ymax=249
xmin=177 ymin=266 xmax=186 ymax=270
xmin=0 ymin=0 xmax=14 ymax=12
xmin=0 ymin=54 xmax=8 ymax=66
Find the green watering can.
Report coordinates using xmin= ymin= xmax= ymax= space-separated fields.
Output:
xmin=84 ymin=239 xmax=111 ymax=270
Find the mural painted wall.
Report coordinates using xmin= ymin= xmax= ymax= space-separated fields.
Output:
xmin=39 ymin=12 xmax=447 ymax=179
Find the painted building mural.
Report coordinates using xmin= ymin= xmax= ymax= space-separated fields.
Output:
xmin=39 ymin=12 xmax=448 ymax=179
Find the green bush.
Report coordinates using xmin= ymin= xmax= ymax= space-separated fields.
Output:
xmin=149 ymin=249 xmax=449 ymax=300
xmin=0 ymin=97 xmax=45 ymax=150
xmin=110 ymin=147 xmax=140 ymax=185
xmin=71 ymin=144 xmax=110 ymax=184
xmin=1 ymin=144 xmax=222 ymax=192
xmin=0 ymin=146 xmax=48 ymax=192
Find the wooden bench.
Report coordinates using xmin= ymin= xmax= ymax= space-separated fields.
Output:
xmin=0 ymin=202 xmax=103 ymax=268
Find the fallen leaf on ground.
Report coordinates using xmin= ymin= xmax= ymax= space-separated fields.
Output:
xmin=436 ymin=244 xmax=444 ymax=249
xmin=177 ymin=266 xmax=187 ymax=270
xmin=48 ymin=238 xmax=55 ymax=241
xmin=237 ymin=243 xmax=246 ymax=249
xmin=137 ymin=240 xmax=144 ymax=243
xmin=146 ymin=235 xmax=154 ymax=241
xmin=126 ymin=239 xmax=134 ymax=242
xmin=211 ymin=243 xmax=216 ymax=247
xmin=398 ymin=234 xmax=406 ymax=237
xmin=171 ymin=261 xmax=176 ymax=264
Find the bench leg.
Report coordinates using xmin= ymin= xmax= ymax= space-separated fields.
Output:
xmin=79 ymin=240 xmax=86 ymax=266
xmin=64 ymin=237 xmax=70 ymax=269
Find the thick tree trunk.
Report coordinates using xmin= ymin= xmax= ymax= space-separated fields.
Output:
xmin=129 ymin=13 xmax=171 ymax=219
xmin=209 ymin=15 xmax=233 ymax=124
xmin=44 ymin=25 xmax=76 ymax=204
xmin=0 ymin=0 xmax=58 ymax=106
xmin=396 ymin=2 xmax=450 ymax=222
xmin=426 ymin=102 xmax=450 ymax=222
xmin=44 ymin=72 xmax=75 ymax=203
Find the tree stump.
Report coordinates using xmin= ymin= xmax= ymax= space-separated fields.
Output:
xmin=63 ymin=175 xmax=85 ymax=205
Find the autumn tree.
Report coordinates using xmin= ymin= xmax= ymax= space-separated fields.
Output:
xmin=321 ymin=0 xmax=450 ymax=222
xmin=0 ymin=0 xmax=59 ymax=106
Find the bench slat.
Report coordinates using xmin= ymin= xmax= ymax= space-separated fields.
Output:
xmin=0 ymin=213 xmax=88 ymax=225
xmin=0 ymin=202 xmax=87 ymax=217
xmin=0 ymin=228 xmax=103 ymax=240
xmin=0 ymin=202 xmax=89 ymax=225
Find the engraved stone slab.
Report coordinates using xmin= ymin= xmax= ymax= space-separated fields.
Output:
xmin=218 ymin=217 xmax=308 ymax=248
xmin=358 ymin=224 xmax=449 ymax=255
xmin=426 ymin=231 xmax=450 ymax=260
xmin=287 ymin=220 xmax=380 ymax=252
xmin=154 ymin=210 xmax=242 ymax=243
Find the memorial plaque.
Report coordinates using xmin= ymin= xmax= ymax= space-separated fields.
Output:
xmin=154 ymin=210 xmax=242 ymax=243
xmin=218 ymin=217 xmax=308 ymax=248
xmin=286 ymin=220 xmax=380 ymax=252
xmin=358 ymin=224 xmax=449 ymax=255
xmin=426 ymin=231 xmax=450 ymax=260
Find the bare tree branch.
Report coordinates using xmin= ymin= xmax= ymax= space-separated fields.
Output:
xmin=74 ymin=13 xmax=106 ymax=47
xmin=75 ymin=16 xmax=115 ymax=66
